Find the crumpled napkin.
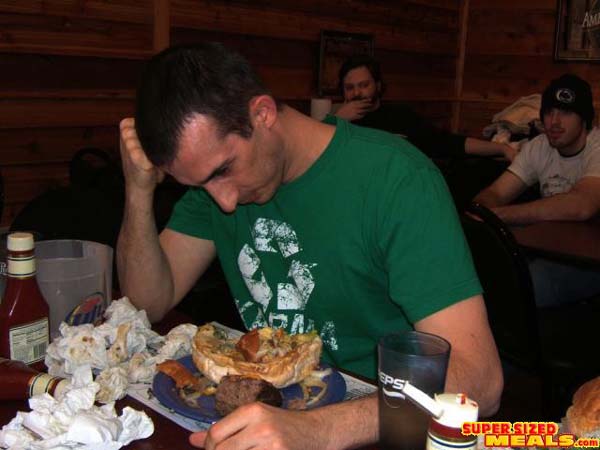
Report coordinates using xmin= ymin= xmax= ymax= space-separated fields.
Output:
xmin=0 ymin=366 xmax=153 ymax=450
xmin=44 ymin=297 xmax=198 ymax=403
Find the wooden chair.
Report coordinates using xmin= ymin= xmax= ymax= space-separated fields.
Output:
xmin=462 ymin=203 xmax=600 ymax=419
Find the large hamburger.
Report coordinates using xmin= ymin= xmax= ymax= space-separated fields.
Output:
xmin=191 ymin=324 xmax=323 ymax=388
xmin=565 ymin=376 xmax=600 ymax=438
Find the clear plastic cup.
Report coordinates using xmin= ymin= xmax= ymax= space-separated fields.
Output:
xmin=378 ymin=331 xmax=451 ymax=450
xmin=35 ymin=240 xmax=113 ymax=338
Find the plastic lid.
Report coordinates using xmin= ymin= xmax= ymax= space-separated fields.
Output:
xmin=434 ymin=393 xmax=479 ymax=428
xmin=7 ymin=232 xmax=35 ymax=252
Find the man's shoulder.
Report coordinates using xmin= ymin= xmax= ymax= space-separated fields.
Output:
xmin=327 ymin=121 xmax=439 ymax=189
xmin=585 ymin=127 xmax=600 ymax=150
xmin=518 ymin=133 xmax=552 ymax=159
xmin=343 ymin=120 xmax=431 ymax=164
xmin=523 ymin=132 xmax=550 ymax=148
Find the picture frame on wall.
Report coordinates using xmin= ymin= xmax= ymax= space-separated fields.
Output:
xmin=555 ymin=0 xmax=600 ymax=61
xmin=318 ymin=30 xmax=374 ymax=97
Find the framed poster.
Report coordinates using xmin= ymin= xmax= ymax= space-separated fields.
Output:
xmin=555 ymin=0 xmax=600 ymax=61
xmin=318 ymin=30 xmax=374 ymax=96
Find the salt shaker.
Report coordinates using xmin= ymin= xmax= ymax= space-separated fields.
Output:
xmin=426 ymin=393 xmax=479 ymax=450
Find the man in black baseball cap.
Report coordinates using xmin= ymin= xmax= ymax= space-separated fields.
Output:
xmin=541 ymin=73 xmax=595 ymax=130
xmin=474 ymin=72 xmax=600 ymax=307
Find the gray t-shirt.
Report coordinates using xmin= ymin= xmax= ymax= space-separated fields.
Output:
xmin=508 ymin=127 xmax=600 ymax=197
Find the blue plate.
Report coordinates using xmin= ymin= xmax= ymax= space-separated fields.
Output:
xmin=152 ymin=355 xmax=346 ymax=424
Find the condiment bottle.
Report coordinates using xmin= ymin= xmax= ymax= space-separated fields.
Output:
xmin=0 ymin=232 xmax=50 ymax=371
xmin=0 ymin=357 xmax=69 ymax=400
xmin=426 ymin=393 xmax=479 ymax=450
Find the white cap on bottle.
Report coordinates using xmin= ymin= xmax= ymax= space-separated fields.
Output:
xmin=434 ymin=393 xmax=479 ymax=428
xmin=7 ymin=232 xmax=35 ymax=252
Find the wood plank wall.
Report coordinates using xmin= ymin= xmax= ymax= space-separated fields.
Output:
xmin=0 ymin=0 xmax=460 ymax=227
xmin=459 ymin=0 xmax=600 ymax=137
xmin=3 ymin=0 xmax=598 ymax=229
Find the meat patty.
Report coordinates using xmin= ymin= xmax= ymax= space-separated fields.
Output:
xmin=215 ymin=375 xmax=283 ymax=416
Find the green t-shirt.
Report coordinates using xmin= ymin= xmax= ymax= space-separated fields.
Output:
xmin=167 ymin=119 xmax=481 ymax=379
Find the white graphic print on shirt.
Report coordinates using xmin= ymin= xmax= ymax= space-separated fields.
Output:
xmin=540 ymin=174 xmax=573 ymax=197
xmin=235 ymin=218 xmax=339 ymax=352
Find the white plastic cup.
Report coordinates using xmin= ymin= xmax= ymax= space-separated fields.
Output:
xmin=35 ymin=240 xmax=113 ymax=338
xmin=310 ymin=98 xmax=332 ymax=121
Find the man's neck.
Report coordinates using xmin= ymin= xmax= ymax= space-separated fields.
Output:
xmin=276 ymin=106 xmax=336 ymax=183
xmin=556 ymin=128 xmax=589 ymax=157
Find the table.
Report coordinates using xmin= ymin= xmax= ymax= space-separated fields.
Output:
xmin=511 ymin=220 xmax=600 ymax=267
xmin=0 ymin=309 xmax=379 ymax=450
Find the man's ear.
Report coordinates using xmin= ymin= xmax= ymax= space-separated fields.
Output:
xmin=249 ymin=95 xmax=277 ymax=129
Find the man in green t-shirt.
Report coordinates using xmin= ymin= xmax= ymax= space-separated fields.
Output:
xmin=118 ymin=42 xmax=502 ymax=450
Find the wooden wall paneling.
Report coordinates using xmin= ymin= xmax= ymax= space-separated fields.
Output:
xmin=172 ymin=0 xmax=460 ymax=34
xmin=376 ymin=49 xmax=458 ymax=104
xmin=172 ymin=29 xmax=316 ymax=69
xmin=0 ymin=127 xmax=119 ymax=167
xmin=459 ymin=101 xmax=514 ymax=137
xmin=0 ymin=11 xmax=154 ymax=58
xmin=384 ymin=74 xmax=456 ymax=100
xmin=154 ymin=0 xmax=170 ymax=51
xmin=192 ymin=0 xmax=460 ymax=29
xmin=0 ymin=1 xmax=154 ymax=25
xmin=376 ymin=49 xmax=457 ymax=77
xmin=172 ymin=28 xmax=318 ymax=99
xmin=0 ymin=98 xmax=134 ymax=129
xmin=463 ymin=56 xmax=600 ymax=103
xmin=3 ymin=165 xmax=70 ymax=199
xmin=2 ymin=163 xmax=70 ymax=226
xmin=469 ymin=0 xmax=555 ymax=10
xmin=0 ymin=0 xmax=466 ymax=226
xmin=172 ymin=9 xmax=459 ymax=101
xmin=466 ymin=8 xmax=556 ymax=56
xmin=451 ymin=0 xmax=469 ymax=132
xmin=458 ymin=0 xmax=583 ymax=136
xmin=170 ymin=0 xmax=459 ymax=54
xmin=0 ymin=54 xmax=144 ymax=92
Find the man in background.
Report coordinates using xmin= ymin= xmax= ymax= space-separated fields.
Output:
xmin=335 ymin=54 xmax=519 ymax=161
xmin=474 ymin=73 xmax=600 ymax=306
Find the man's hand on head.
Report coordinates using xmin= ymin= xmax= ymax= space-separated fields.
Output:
xmin=119 ymin=117 xmax=165 ymax=193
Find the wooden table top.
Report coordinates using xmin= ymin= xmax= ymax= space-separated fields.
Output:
xmin=511 ymin=219 xmax=600 ymax=267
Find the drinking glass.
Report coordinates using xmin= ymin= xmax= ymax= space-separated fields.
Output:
xmin=378 ymin=330 xmax=451 ymax=450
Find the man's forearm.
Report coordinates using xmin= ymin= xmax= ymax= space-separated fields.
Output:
xmin=473 ymin=188 xmax=505 ymax=208
xmin=465 ymin=138 xmax=508 ymax=158
xmin=117 ymin=188 xmax=174 ymax=322
xmin=313 ymin=394 xmax=378 ymax=449
xmin=491 ymin=192 xmax=595 ymax=225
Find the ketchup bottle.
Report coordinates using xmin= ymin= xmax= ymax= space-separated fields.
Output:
xmin=0 ymin=357 xmax=68 ymax=400
xmin=0 ymin=232 xmax=50 ymax=371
